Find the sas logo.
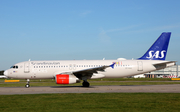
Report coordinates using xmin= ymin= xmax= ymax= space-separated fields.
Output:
xmin=146 ymin=50 xmax=166 ymax=59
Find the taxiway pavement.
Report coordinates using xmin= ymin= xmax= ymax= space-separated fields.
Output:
xmin=0 ymin=84 xmax=180 ymax=95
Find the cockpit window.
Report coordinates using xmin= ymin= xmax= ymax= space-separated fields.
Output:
xmin=10 ymin=65 xmax=18 ymax=69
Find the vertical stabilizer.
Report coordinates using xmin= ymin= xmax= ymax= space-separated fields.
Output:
xmin=138 ymin=32 xmax=171 ymax=60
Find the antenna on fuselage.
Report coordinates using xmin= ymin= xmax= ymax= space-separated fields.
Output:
xmin=28 ymin=59 xmax=31 ymax=61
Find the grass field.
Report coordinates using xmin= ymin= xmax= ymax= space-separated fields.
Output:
xmin=0 ymin=93 xmax=180 ymax=112
xmin=0 ymin=78 xmax=180 ymax=87
xmin=0 ymin=78 xmax=180 ymax=112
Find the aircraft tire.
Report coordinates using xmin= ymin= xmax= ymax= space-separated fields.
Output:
xmin=25 ymin=84 xmax=30 ymax=88
xmin=82 ymin=81 xmax=90 ymax=87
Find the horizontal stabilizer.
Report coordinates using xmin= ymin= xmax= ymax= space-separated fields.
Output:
xmin=153 ymin=61 xmax=176 ymax=70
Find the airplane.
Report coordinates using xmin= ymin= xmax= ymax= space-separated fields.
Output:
xmin=4 ymin=32 xmax=176 ymax=88
xmin=0 ymin=75 xmax=7 ymax=78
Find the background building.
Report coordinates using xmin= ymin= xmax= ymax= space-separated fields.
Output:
xmin=145 ymin=65 xmax=180 ymax=78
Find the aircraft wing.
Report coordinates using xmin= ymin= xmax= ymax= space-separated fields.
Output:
xmin=72 ymin=63 xmax=115 ymax=79
xmin=57 ymin=63 xmax=115 ymax=79
xmin=74 ymin=63 xmax=115 ymax=74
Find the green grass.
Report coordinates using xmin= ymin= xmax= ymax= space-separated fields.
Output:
xmin=0 ymin=93 xmax=180 ymax=112
xmin=0 ymin=78 xmax=180 ymax=112
xmin=0 ymin=78 xmax=180 ymax=87
xmin=0 ymin=78 xmax=173 ymax=82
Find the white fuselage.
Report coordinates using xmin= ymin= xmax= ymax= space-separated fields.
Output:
xmin=5 ymin=60 xmax=173 ymax=79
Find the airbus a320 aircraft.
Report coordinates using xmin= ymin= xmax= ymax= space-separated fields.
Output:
xmin=4 ymin=32 xmax=175 ymax=88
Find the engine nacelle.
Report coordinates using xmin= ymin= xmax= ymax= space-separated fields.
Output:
xmin=55 ymin=74 xmax=77 ymax=84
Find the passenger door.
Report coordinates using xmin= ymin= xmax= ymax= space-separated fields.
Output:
xmin=137 ymin=61 xmax=143 ymax=71
xmin=24 ymin=62 xmax=30 ymax=73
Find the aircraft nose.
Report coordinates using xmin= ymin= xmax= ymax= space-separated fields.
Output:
xmin=4 ymin=70 xmax=8 ymax=77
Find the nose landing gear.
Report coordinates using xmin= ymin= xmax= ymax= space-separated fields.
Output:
xmin=25 ymin=79 xmax=30 ymax=88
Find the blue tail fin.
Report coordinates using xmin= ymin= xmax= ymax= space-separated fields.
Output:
xmin=138 ymin=32 xmax=171 ymax=60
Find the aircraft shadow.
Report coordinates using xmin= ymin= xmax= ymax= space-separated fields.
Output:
xmin=50 ymin=86 xmax=96 ymax=88
xmin=118 ymin=85 xmax=153 ymax=86
xmin=50 ymin=85 xmax=152 ymax=88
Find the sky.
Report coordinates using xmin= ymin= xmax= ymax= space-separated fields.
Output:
xmin=0 ymin=0 xmax=180 ymax=70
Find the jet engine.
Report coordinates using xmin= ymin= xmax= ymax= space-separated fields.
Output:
xmin=55 ymin=74 xmax=77 ymax=84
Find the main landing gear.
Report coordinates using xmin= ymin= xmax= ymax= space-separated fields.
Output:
xmin=82 ymin=81 xmax=90 ymax=87
xmin=25 ymin=79 xmax=30 ymax=88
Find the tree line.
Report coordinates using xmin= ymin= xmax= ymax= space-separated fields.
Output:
xmin=0 ymin=70 xmax=4 ymax=75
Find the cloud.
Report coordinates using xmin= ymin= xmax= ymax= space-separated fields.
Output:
xmin=98 ymin=25 xmax=141 ymax=44
xmin=152 ymin=24 xmax=180 ymax=31
xmin=79 ymin=10 xmax=92 ymax=17
xmin=110 ymin=23 xmax=180 ymax=34
xmin=97 ymin=23 xmax=180 ymax=44
xmin=106 ymin=25 xmax=142 ymax=33
xmin=98 ymin=29 xmax=111 ymax=44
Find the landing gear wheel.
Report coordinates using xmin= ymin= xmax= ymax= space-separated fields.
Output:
xmin=25 ymin=84 xmax=30 ymax=88
xmin=82 ymin=81 xmax=90 ymax=87
xmin=25 ymin=79 xmax=30 ymax=88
